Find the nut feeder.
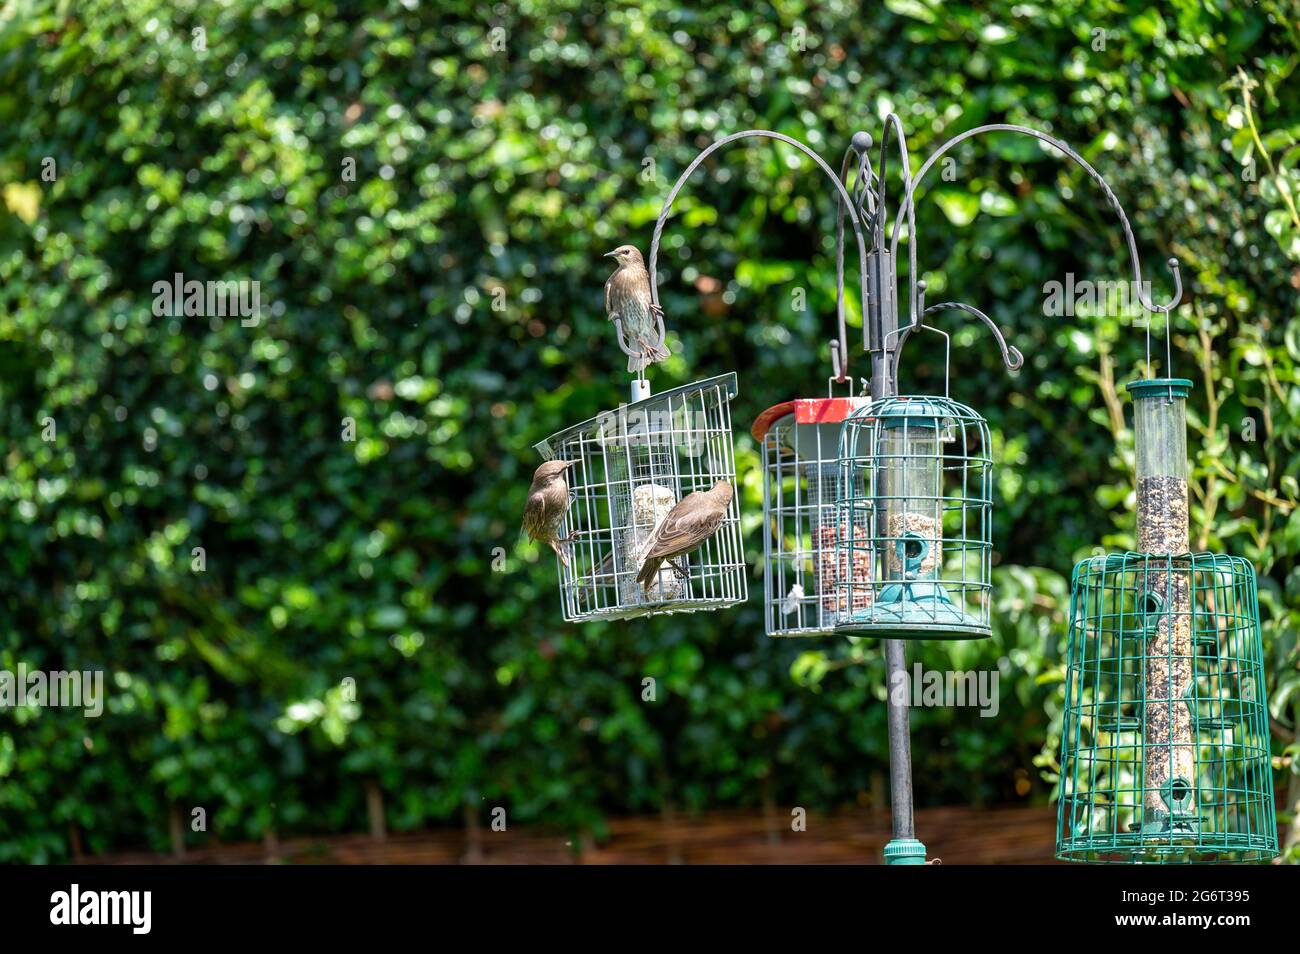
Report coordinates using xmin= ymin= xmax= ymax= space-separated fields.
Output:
xmin=1056 ymin=364 xmax=1276 ymax=861
xmin=753 ymin=390 xmax=870 ymax=636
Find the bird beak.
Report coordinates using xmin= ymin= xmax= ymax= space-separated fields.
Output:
xmin=604 ymin=250 xmax=618 ymax=258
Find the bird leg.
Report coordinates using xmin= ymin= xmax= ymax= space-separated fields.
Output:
xmin=668 ymin=559 xmax=689 ymax=577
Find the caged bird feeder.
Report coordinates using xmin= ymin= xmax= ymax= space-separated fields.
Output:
xmin=833 ymin=322 xmax=1015 ymax=640
xmin=753 ymin=393 xmax=870 ymax=636
xmin=1056 ymin=376 xmax=1277 ymax=862
xmin=835 ymin=389 xmax=994 ymax=639
xmin=533 ymin=374 xmax=746 ymax=623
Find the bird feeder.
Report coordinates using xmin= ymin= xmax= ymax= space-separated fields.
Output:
xmin=1056 ymin=379 xmax=1276 ymax=862
xmin=835 ymin=395 xmax=993 ymax=639
xmin=533 ymin=373 xmax=746 ymax=623
xmin=540 ymin=119 xmax=1241 ymax=866
xmin=753 ymin=395 xmax=870 ymax=636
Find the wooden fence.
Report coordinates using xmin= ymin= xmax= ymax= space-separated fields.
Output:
xmin=86 ymin=804 xmax=1061 ymax=865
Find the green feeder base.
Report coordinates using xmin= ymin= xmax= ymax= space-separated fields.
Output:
xmin=842 ymin=596 xmax=990 ymax=640
xmin=883 ymin=837 xmax=927 ymax=865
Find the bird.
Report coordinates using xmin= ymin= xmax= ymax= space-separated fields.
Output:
xmin=521 ymin=459 xmax=576 ymax=566
xmin=635 ymin=480 xmax=733 ymax=593
xmin=604 ymin=245 xmax=670 ymax=374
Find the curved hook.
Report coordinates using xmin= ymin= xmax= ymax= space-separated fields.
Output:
xmin=609 ymin=318 xmax=642 ymax=360
xmin=890 ymin=124 xmax=1183 ymax=325
xmin=890 ymin=294 xmax=1024 ymax=392
xmin=648 ymin=129 xmax=870 ymax=383
xmin=833 ymin=147 xmax=858 ymax=382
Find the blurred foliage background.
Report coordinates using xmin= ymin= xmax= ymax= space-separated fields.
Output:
xmin=1 ymin=0 xmax=1298 ymax=863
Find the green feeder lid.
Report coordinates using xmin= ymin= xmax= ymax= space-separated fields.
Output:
xmin=878 ymin=396 xmax=950 ymax=429
xmin=883 ymin=837 xmax=927 ymax=865
xmin=1125 ymin=377 xmax=1192 ymax=400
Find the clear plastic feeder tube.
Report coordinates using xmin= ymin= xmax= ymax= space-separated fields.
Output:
xmin=1130 ymin=378 xmax=1190 ymax=554
xmin=1126 ymin=377 xmax=1195 ymax=836
xmin=878 ymin=410 xmax=944 ymax=582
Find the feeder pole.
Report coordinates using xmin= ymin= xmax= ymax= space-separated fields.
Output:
xmin=877 ymin=367 xmax=923 ymax=864
xmin=851 ymin=130 xmax=925 ymax=866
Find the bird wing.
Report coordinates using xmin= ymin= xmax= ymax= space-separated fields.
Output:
xmin=521 ymin=490 xmax=545 ymax=539
xmin=641 ymin=494 xmax=725 ymax=561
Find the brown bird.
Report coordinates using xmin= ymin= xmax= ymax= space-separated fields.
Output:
xmin=522 ymin=459 xmax=576 ymax=566
xmin=635 ymin=480 xmax=734 ymax=592
xmin=604 ymin=245 xmax=670 ymax=373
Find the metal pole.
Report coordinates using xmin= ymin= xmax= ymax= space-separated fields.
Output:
xmin=869 ymin=244 xmax=926 ymax=865
xmin=852 ymin=126 xmax=926 ymax=863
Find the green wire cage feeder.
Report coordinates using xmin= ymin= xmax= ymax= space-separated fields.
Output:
xmin=835 ymin=392 xmax=994 ymax=639
xmin=1056 ymin=379 xmax=1277 ymax=862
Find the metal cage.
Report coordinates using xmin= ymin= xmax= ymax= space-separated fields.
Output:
xmin=1056 ymin=551 xmax=1277 ymax=863
xmin=835 ymin=396 xmax=993 ymax=639
xmin=753 ymin=397 xmax=869 ymax=636
xmin=532 ymin=373 xmax=746 ymax=623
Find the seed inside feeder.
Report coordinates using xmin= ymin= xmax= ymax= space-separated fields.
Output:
xmin=885 ymin=511 xmax=942 ymax=579
xmin=815 ymin=518 xmax=872 ymax=613
xmin=622 ymin=482 xmax=684 ymax=602
xmin=1128 ymin=379 xmax=1195 ymax=834
xmin=1136 ymin=475 xmax=1188 ymax=555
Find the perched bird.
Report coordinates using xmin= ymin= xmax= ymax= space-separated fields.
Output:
xmin=604 ymin=245 xmax=670 ymax=373
xmin=522 ymin=459 xmax=576 ymax=566
xmin=635 ymin=480 xmax=734 ymax=593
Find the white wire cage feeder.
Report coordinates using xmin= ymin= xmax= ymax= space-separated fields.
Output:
xmin=533 ymin=372 xmax=747 ymax=623
xmin=752 ymin=396 xmax=871 ymax=636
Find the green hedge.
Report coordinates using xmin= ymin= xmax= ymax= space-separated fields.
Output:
xmin=1 ymin=0 xmax=1297 ymax=862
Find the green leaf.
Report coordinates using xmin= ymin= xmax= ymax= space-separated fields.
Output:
xmin=934 ymin=189 xmax=980 ymax=226
xmin=885 ymin=0 xmax=936 ymax=23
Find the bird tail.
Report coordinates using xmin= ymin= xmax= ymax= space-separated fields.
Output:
xmin=549 ymin=538 xmax=571 ymax=568
xmin=626 ymin=342 xmax=670 ymax=373
xmin=636 ymin=556 xmax=662 ymax=591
